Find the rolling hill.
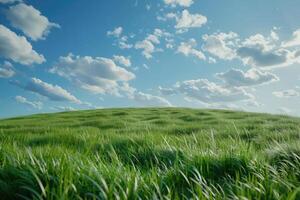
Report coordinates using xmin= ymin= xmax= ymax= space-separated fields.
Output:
xmin=0 ymin=108 xmax=299 ymax=199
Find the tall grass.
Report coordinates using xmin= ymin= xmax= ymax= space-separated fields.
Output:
xmin=0 ymin=108 xmax=299 ymax=199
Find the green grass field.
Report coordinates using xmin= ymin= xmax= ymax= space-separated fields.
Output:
xmin=0 ymin=108 xmax=300 ymax=200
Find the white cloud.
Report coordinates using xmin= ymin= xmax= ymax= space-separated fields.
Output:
xmin=135 ymin=38 xmax=156 ymax=59
xmin=245 ymin=99 xmax=262 ymax=107
xmin=107 ymin=27 xmax=123 ymax=38
xmin=14 ymin=78 xmax=82 ymax=104
xmin=50 ymin=54 xmax=135 ymax=96
xmin=163 ymin=0 xmax=193 ymax=7
xmin=159 ymin=79 xmax=254 ymax=104
xmin=281 ymin=29 xmax=300 ymax=47
xmin=131 ymin=91 xmax=172 ymax=106
xmin=113 ymin=55 xmax=131 ymax=67
xmin=0 ymin=25 xmax=45 ymax=65
xmin=237 ymin=47 xmax=294 ymax=68
xmin=134 ymin=29 xmax=172 ymax=59
xmin=242 ymin=34 xmax=276 ymax=51
xmin=158 ymin=86 xmax=177 ymax=96
xmin=146 ymin=34 xmax=160 ymax=44
xmin=5 ymin=3 xmax=60 ymax=41
xmin=216 ymin=68 xmax=279 ymax=87
xmin=0 ymin=61 xmax=15 ymax=78
xmin=202 ymin=32 xmax=238 ymax=60
xmin=109 ymin=30 xmax=133 ymax=49
xmin=15 ymin=95 xmax=42 ymax=109
xmin=119 ymin=41 xmax=133 ymax=49
xmin=273 ymin=87 xmax=300 ymax=98
xmin=208 ymin=57 xmax=216 ymax=63
xmin=236 ymin=32 xmax=298 ymax=68
xmin=177 ymin=39 xmax=206 ymax=60
xmin=175 ymin=10 xmax=207 ymax=29
xmin=201 ymin=30 xmax=299 ymax=69
xmin=122 ymin=83 xmax=171 ymax=106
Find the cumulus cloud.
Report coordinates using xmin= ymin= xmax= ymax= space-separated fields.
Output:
xmin=237 ymin=47 xmax=294 ymax=68
xmin=202 ymin=32 xmax=238 ymax=60
xmin=177 ymin=38 xmax=206 ymax=60
xmin=135 ymin=40 xmax=155 ymax=59
xmin=119 ymin=41 xmax=133 ymax=49
xmin=15 ymin=95 xmax=42 ymax=109
xmin=236 ymin=32 xmax=300 ymax=68
xmin=5 ymin=3 xmax=60 ymax=41
xmin=163 ymin=0 xmax=193 ymax=7
xmin=281 ymin=29 xmax=300 ymax=47
xmin=0 ymin=61 xmax=15 ymax=78
xmin=113 ymin=55 xmax=131 ymax=67
xmin=201 ymin=30 xmax=299 ymax=68
xmin=134 ymin=92 xmax=171 ymax=106
xmin=107 ymin=27 xmax=134 ymax=49
xmin=107 ymin=27 xmax=123 ymax=38
xmin=159 ymin=79 xmax=253 ymax=104
xmin=0 ymin=25 xmax=45 ymax=65
xmin=13 ymin=77 xmax=82 ymax=104
xmin=175 ymin=10 xmax=207 ymax=29
xmin=216 ymin=68 xmax=279 ymax=87
xmin=50 ymin=54 xmax=135 ymax=96
xmin=273 ymin=87 xmax=300 ymax=98
xmin=135 ymin=29 xmax=170 ymax=59
xmin=121 ymin=83 xmax=171 ymax=106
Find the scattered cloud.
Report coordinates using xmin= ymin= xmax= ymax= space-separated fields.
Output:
xmin=122 ymin=83 xmax=171 ymax=106
xmin=135 ymin=40 xmax=155 ymax=59
xmin=0 ymin=25 xmax=45 ymax=65
xmin=5 ymin=3 xmax=60 ymax=41
xmin=201 ymin=30 xmax=300 ymax=69
xmin=163 ymin=0 xmax=193 ymax=7
xmin=130 ymin=91 xmax=172 ymax=107
xmin=0 ymin=61 xmax=15 ymax=78
xmin=135 ymin=29 xmax=170 ymax=59
xmin=281 ymin=29 xmax=300 ymax=47
xmin=107 ymin=27 xmax=123 ymax=38
xmin=177 ymin=38 xmax=206 ymax=60
xmin=202 ymin=32 xmax=238 ymax=60
xmin=50 ymin=54 xmax=135 ymax=95
xmin=107 ymin=27 xmax=134 ymax=49
xmin=175 ymin=10 xmax=207 ymax=29
xmin=236 ymin=32 xmax=300 ymax=69
xmin=273 ymin=87 xmax=300 ymax=98
xmin=15 ymin=95 xmax=42 ymax=109
xmin=216 ymin=68 xmax=279 ymax=87
xmin=13 ymin=77 xmax=82 ymax=104
xmin=113 ymin=55 xmax=131 ymax=67
xmin=159 ymin=79 xmax=253 ymax=104
xmin=236 ymin=47 xmax=293 ymax=68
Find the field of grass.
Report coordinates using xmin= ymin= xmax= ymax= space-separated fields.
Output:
xmin=0 ymin=108 xmax=300 ymax=200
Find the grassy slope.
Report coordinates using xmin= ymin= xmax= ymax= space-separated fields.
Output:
xmin=0 ymin=108 xmax=300 ymax=200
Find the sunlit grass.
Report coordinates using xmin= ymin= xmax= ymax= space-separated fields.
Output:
xmin=0 ymin=108 xmax=299 ymax=199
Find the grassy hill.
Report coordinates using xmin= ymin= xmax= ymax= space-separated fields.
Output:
xmin=0 ymin=108 xmax=300 ymax=200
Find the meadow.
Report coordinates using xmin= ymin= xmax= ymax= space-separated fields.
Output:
xmin=0 ymin=108 xmax=299 ymax=200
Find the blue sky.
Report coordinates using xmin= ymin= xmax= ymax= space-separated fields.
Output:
xmin=1 ymin=0 xmax=300 ymax=118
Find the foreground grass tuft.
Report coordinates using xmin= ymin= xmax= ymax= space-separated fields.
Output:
xmin=0 ymin=108 xmax=300 ymax=199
